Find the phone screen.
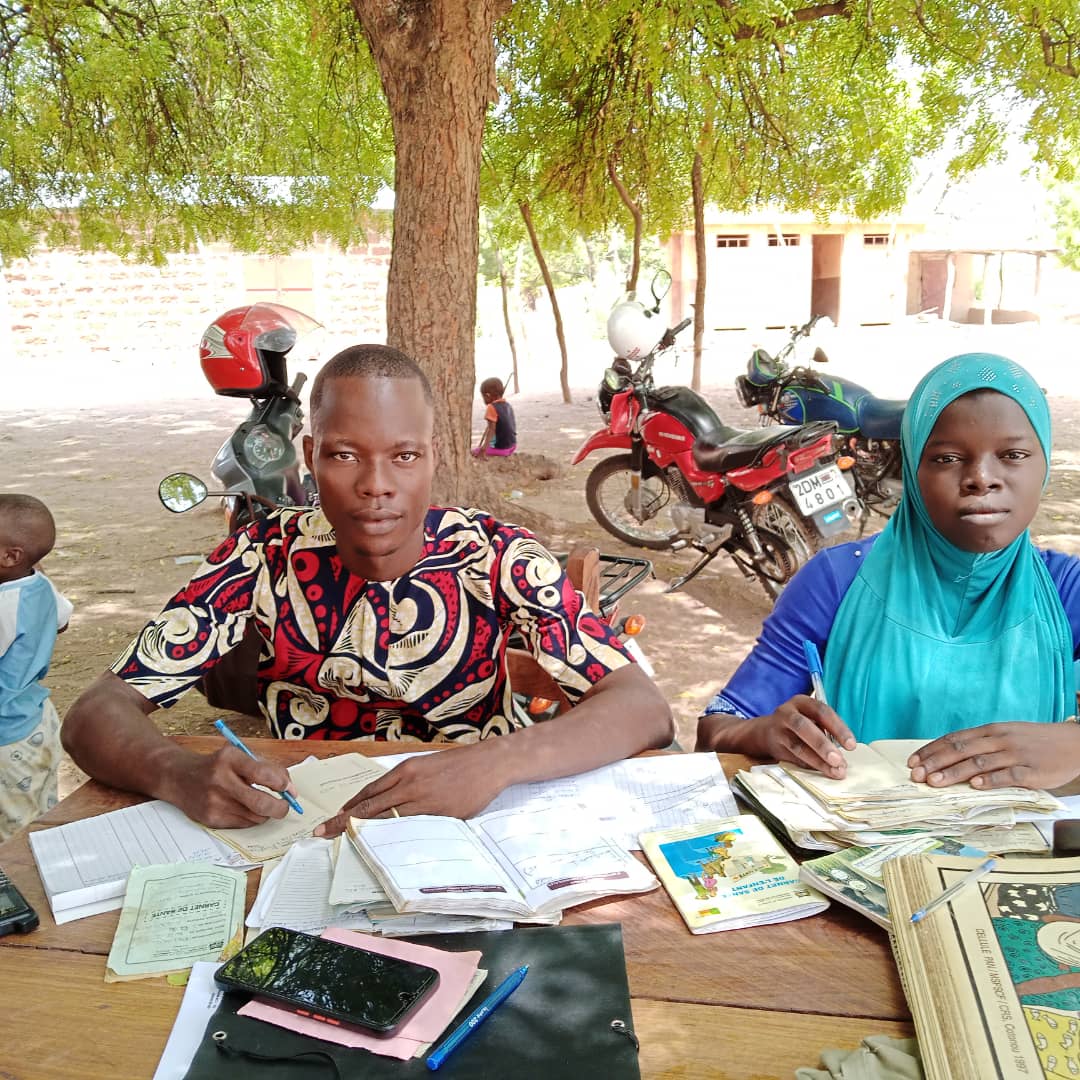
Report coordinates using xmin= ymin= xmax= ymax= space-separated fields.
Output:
xmin=215 ymin=926 xmax=439 ymax=1032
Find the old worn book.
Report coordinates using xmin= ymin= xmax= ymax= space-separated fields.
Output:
xmin=639 ymin=814 xmax=828 ymax=934
xmin=883 ymin=852 xmax=1080 ymax=1079
xmin=779 ymin=740 xmax=1063 ymax=833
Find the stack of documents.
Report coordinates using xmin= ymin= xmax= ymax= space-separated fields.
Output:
xmin=28 ymin=800 xmax=253 ymax=924
xmin=735 ymin=739 xmax=1063 ymax=852
xmin=247 ymin=837 xmax=510 ymax=938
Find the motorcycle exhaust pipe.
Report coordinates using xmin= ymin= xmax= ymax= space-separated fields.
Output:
xmin=842 ymin=497 xmax=862 ymax=524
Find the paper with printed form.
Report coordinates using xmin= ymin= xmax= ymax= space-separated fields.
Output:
xmin=28 ymin=800 xmax=251 ymax=924
xmin=205 ymin=753 xmax=389 ymax=861
xmin=105 ymin=863 xmax=246 ymax=982
xmin=478 ymin=752 xmax=737 ymax=850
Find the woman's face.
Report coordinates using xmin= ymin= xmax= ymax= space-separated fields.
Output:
xmin=917 ymin=390 xmax=1046 ymax=553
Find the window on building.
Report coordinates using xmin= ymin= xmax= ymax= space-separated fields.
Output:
xmin=863 ymin=234 xmax=891 ymax=247
xmin=715 ymin=234 xmax=750 ymax=248
xmin=767 ymin=234 xmax=801 ymax=247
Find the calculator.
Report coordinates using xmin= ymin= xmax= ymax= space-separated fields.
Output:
xmin=0 ymin=865 xmax=39 ymax=935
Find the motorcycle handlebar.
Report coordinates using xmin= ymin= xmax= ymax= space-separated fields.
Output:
xmin=671 ymin=317 xmax=692 ymax=336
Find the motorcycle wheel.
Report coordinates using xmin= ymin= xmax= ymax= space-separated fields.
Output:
xmin=730 ymin=525 xmax=802 ymax=602
xmin=585 ymin=454 xmax=679 ymax=550
xmin=752 ymin=495 xmax=818 ymax=575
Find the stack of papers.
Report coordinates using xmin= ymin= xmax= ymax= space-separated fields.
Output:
xmin=28 ymin=800 xmax=252 ymax=924
xmin=735 ymin=739 xmax=1063 ymax=852
xmin=248 ymin=837 xmax=509 ymax=938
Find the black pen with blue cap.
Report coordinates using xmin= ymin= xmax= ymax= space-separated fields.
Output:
xmin=803 ymin=639 xmax=841 ymax=749
xmin=213 ymin=718 xmax=304 ymax=815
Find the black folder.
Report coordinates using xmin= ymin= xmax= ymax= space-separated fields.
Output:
xmin=182 ymin=923 xmax=641 ymax=1079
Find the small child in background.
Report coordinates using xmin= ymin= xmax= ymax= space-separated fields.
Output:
xmin=472 ymin=377 xmax=517 ymax=458
xmin=0 ymin=494 xmax=72 ymax=840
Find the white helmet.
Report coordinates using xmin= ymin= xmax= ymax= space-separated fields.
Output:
xmin=607 ymin=300 xmax=663 ymax=361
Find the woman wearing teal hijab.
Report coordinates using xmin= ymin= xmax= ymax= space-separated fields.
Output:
xmin=698 ymin=353 xmax=1080 ymax=791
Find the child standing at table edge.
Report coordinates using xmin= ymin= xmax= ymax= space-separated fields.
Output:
xmin=473 ymin=377 xmax=517 ymax=458
xmin=697 ymin=352 xmax=1080 ymax=793
xmin=0 ymin=494 xmax=71 ymax=841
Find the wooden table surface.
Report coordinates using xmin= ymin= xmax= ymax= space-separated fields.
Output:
xmin=0 ymin=738 xmax=913 ymax=1079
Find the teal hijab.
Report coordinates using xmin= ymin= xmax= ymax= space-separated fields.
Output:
xmin=822 ymin=353 xmax=1074 ymax=741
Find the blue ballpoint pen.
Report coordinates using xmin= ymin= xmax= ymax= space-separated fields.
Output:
xmin=802 ymin=639 xmax=829 ymax=706
xmin=802 ymin=639 xmax=840 ymax=748
xmin=213 ymin=718 xmax=304 ymax=815
xmin=426 ymin=965 xmax=529 ymax=1071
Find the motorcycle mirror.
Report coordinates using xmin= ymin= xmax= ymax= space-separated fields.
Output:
xmin=812 ymin=346 xmax=830 ymax=365
xmin=159 ymin=473 xmax=209 ymax=513
xmin=650 ymin=268 xmax=672 ymax=309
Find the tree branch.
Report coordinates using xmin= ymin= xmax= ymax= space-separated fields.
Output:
xmin=607 ymin=157 xmax=641 ymax=293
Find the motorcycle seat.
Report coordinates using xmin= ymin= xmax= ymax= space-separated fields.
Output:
xmin=856 ymin=396 xmax=906 ymax=439
xmin=692 ymin=422 xmax=827 ymax=474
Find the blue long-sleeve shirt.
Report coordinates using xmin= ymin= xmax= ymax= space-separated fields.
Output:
xmin=703 ymin=537 xmax=1080 ymax=720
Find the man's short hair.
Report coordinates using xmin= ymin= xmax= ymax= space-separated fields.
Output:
xmin=480 ymin=377 xmax=504 ymax=398
xmin=310 ymin=344 xmax=435 ymax=417
xmin=0 ymin=493 xmax=56 ymax=564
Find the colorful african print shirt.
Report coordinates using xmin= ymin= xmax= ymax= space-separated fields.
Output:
xmin=111 ymin=507 xmax=630 ymax=741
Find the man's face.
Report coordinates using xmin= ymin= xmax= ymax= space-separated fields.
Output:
xmin=304 ymin=375 xmax=436 ymax=580
xmin=916 ymin=390 xmax=1045 ymax=553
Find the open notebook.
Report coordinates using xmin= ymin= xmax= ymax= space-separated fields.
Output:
xmin=348 ymin=802 xmax=657 ymax=920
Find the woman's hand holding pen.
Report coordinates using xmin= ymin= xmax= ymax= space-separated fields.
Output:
xmin=160 ymin=746 xmax=296 ymax=828
xmin=909 ymin=722 xmax=1080 ymax=792
xmin=755 ymin=695 xmax=856 ymax=778
xmin=697 ymin=695 xmax=856 ymax=776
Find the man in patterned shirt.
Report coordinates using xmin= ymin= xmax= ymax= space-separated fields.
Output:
xmin=63 ymin=345 xmax=673 ymax=829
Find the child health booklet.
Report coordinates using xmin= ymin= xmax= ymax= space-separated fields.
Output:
xmin=348 ymin=802 xmax=658 ymax=921
xmin=639 ymin=813 xmax=828 ymax=934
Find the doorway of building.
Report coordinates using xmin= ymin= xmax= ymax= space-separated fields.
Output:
xmin=811 ymin=234 xmax=843 ymax=323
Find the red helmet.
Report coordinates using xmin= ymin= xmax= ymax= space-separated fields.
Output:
xmin=199 ymin=303 xmax=321 ymax=397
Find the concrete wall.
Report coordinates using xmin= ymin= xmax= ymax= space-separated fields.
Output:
xmin=667 ymin=220 xmax=920 ymax=329
xmin=1 ymin=239 xmax=392 ymax=372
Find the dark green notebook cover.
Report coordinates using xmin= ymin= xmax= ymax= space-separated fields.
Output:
xmin=182 ymin=922 xmax=641 ymax=1079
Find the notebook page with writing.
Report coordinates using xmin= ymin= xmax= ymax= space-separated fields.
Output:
xmin=207 ymin=754 xmax=388 ymax=862
xmin=351 ymin=816 xmax=526 ymax=917
xmin=469 ymin=802 xmax=657 ymax=915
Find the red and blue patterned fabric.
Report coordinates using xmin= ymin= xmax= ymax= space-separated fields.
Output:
xmin=112 ymin=507 xmax=630 ymax=741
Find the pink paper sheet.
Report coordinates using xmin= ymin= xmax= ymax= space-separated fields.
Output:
xmin=237 ymin=929 xmax=482 ymax=1060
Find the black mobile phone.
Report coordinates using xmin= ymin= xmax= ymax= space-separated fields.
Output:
xmin=214 ymin=926 xmax=439 ymax=1033
xmin=0 ymin=865 xmax=39 ymax=935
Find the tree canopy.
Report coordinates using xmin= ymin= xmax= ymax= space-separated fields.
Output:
xmin=3 ymin=1 xmax=1080 ymax=493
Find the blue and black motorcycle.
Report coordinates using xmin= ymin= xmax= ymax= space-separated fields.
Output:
xmin=734 ymin=315 xmax=906 ymax=525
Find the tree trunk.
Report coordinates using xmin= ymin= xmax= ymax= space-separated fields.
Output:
xmin=494 ymin=242 xmax=520 ymax=393
xmin=608 ymin=158 xmax=642 ymax=295
xmin=691 ymin=152 xmax=707 ymax=393
xmin=520 ymin=199 xmax=571 ymax=404
xmin=349 ymin=0 xmax=508 ymax=504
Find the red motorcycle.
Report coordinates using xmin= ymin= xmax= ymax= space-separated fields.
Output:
xmin=575 ymin=290 xmax=863 ymax=599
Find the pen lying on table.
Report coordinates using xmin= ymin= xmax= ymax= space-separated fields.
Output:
xmin=426 ymin=964 xmax=529 ymax=1071
xmin=213 ymin=718 xmax=304 ymax=816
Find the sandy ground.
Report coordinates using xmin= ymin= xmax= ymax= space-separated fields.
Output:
xmin=6 ymin=318 xmax=1080 ymax=798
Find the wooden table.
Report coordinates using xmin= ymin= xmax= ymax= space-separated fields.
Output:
xmin=0 ymin=739 xmax=913 ymax=1079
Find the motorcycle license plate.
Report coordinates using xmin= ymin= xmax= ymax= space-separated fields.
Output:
xmin=787 ymin=465 xmax=851 ymax=517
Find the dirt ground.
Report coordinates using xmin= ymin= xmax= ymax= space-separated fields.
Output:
xmin=7 ymin=319 xmax=1080 ymax=798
